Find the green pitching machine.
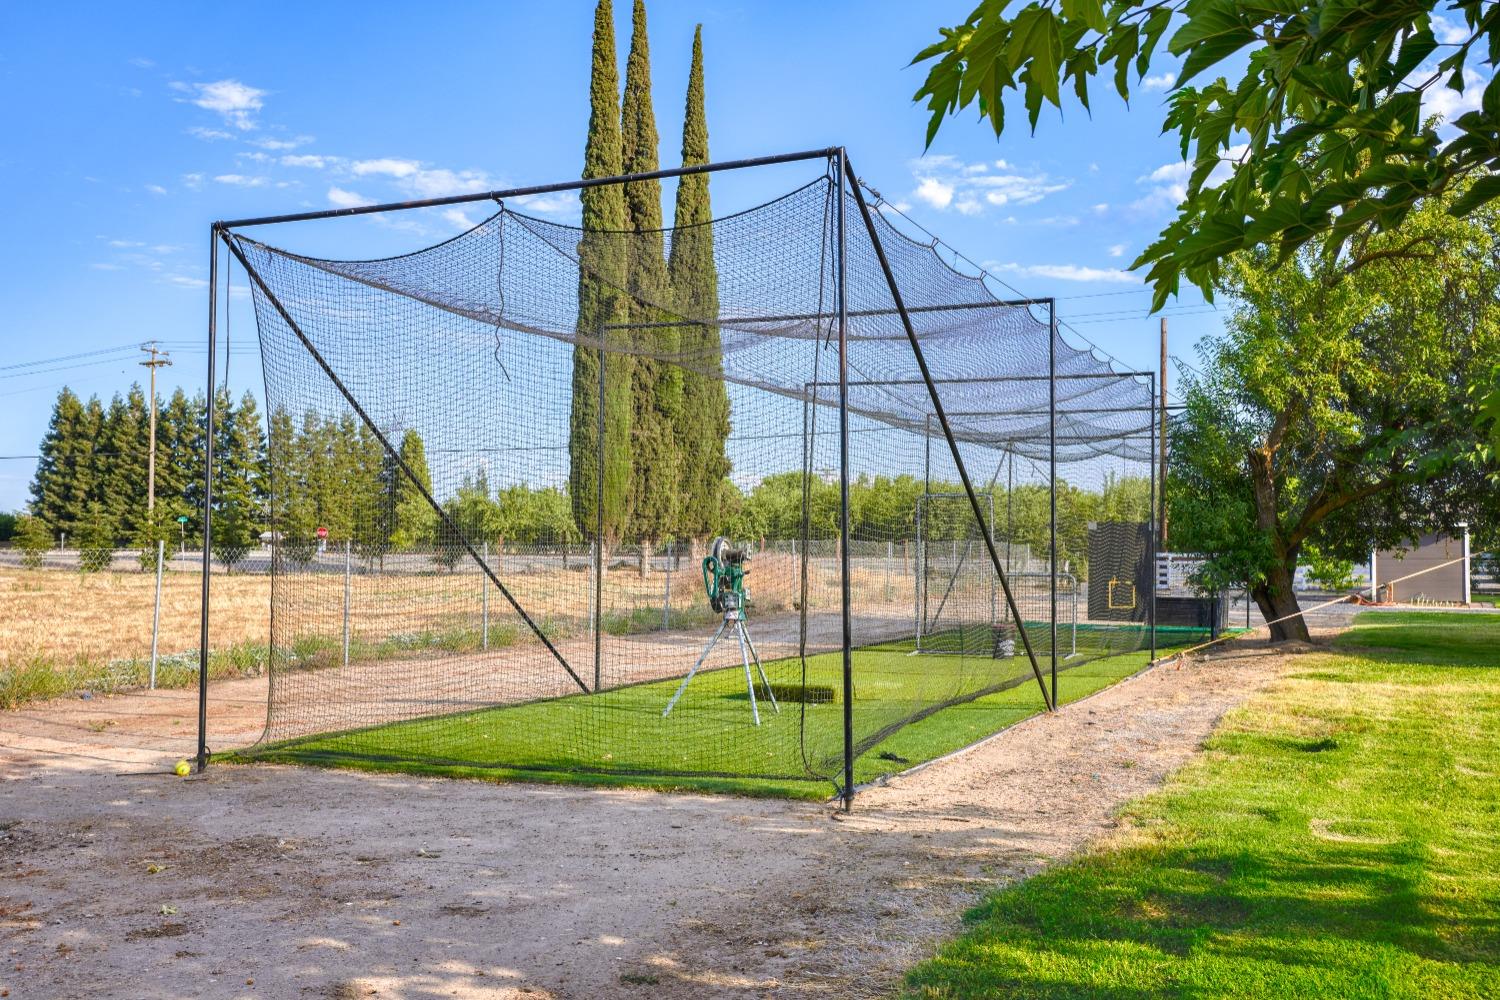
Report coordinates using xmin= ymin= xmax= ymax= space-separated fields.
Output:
xmin=663 ymin=536 xmax=779 ymax=724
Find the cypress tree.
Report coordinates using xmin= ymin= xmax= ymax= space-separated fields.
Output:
xmin=569 ymin=0 xmax=633 ymax=546
xmin=669 ymin=24 xmax=730 ymax=542
xmin=620 ymin=0 xmax=680 ymax=550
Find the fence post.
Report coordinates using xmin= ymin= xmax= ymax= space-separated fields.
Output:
xmin=482 ymin=540 xmax=490 ymax=650
xmin=149 ymin=539 xmax=165 ymax=689
xmin=342 ymin=539 xmax=352 ymax=668
xmin=885 ymin=540 xmax=892 ymax=600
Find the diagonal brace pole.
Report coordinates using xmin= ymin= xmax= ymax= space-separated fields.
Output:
xmin=220 ymin=230 xmax=589 ymax=694
xmin=841 ymin=158 xmax=1054 ymax=711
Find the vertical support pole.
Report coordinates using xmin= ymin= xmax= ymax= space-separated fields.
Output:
xmin=835 ymin=149 xmax=855 ymax=812
xmin=1160 ymin=317 xmax=1169 ymax=550
xmin=594 ymin=335 xmax=606 ymax=693
xmin=196 ymin=228 xmax=218 ymax=774
xmin=342 ymin=539 xmax=352 ymax=667
xmin=482 ymin=540 xmax=490 ymax=650
xmin=1048 ymin=300 xmax=1058 ymax=710
xmin=1462 ymin=523 xmax=1472 ymax=604
xmin=1149 ymin=375 xmax=1159 ymax=663
xmin=149 ymin=539 xmax=164 ymax=689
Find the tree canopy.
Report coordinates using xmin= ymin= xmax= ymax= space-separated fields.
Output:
xmin=1169 ymin=188 xmax=1500 ymax=638
xmin=912 ymin=1 xmax=1500 ymax=309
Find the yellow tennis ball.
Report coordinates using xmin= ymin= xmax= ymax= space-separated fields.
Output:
xmin=174 ymin=760 xmax=192 ymax=777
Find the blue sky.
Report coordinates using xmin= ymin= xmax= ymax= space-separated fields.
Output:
xmin=0 ymin=2 xmax=1283 ymax=510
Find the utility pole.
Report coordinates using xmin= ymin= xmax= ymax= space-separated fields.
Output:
xmin=140 ymin=342 xmax=173 ymax=513
xmin=1159 ymin=318 xmax=1168 ymax=549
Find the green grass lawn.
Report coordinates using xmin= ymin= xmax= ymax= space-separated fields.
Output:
xmin=902 ymin=610 xmax=1500 ymax=998
xmin=237 ymin=624 xmax=1198 ymax=799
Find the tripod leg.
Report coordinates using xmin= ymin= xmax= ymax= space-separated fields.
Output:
xmin=742 ymin=624 xmax=778 ymax=714
xmin=734 ymin=620 xmax=760 ymax=725
xmin=664 ymin=618 xmax=728 ymax=718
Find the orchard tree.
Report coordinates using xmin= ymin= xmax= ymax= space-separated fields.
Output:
xmin=1169 ymin=191 xmax=1500 ymax=640
xmin=912 ymin=1 xmax=1500 ymax=308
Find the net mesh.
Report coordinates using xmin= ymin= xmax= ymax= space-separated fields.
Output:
xmin=230 ymin=163 xmax=1157 ymax=791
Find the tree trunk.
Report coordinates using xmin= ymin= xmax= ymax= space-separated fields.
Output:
xmin=1252 ymin=559 xmax=1310 ymax=642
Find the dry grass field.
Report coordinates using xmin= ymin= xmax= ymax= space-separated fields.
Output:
xmin=0 ymin=549 xmax=924 ymax=709
xmin=1 ymin=566 xmax=271 ymax=668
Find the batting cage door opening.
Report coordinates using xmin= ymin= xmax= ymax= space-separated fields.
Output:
xmin=198 ymin=147 xmax=1158 ymax=807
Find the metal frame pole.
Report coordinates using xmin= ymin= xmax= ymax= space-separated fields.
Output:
xmin=196 ymin=229 xmax=217 ymax=773
xmin=842 ymin=156 xmax=1053 ymax=711
xmin=835 ymin=149 xmax=856 ymax=812
xmin=594 ymin=342 xmax=607 ymax=693
xmin=218 ymin=148 xmax=842 ymax=230
xmin=1149 ymin=373 xmax=1159 ymax=663
xmin=150 ymin=539 xmax=164 ymax=689
xmin=342 ymin=539 xmax=352 ymax=667
xmin=1048 ymin=301 xmax=1058 ymax=708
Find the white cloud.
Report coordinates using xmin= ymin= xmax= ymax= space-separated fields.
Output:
xmin=213 ymin=173 xmax=267 ymax=187
xmin=108 ymin=239 xmax=145 ymax=248
xmin=1425 ymin=67 xmax=1486 ymax=125
xmin=1093 ymin=203 xmax=1109 ymax=214
xmin=162 ymin=273 xmax=209 ymax=289
xmin=1432 ymin=16 xmax=1470 ymax=45
xmin=442 ymin=208 xmax=478 ymax=231
xmin=145 ymin=184 xmax=167 ymax=195
xmin=90 ymin=262 xmax=123 ymax=271
xmin=351 ymin=158 xmax=422 ymax=179
xmin=327 ymin=186 xmax=372 ymax=208
xmin=181 ymin=173 xmax=204 ymax=189
xmin=511 ymin=192 xmax=576 ymax=216
xmin=990 ymin=262 xmax=1140 ymax=284
xmin=128 ymin=57 xmax=155 ymax=69
xmin=280 ymin=154 xmax=335 ymax=169
xmin=908 ymin=154 xmax=1069 ymax=215
xmin=251 ymin=134 xmax=313 ymax=150
xmin=1133 ymin=144 xmax=1247 ymax=212
xmin=1108 ymin=243 xmax=1128 ymax=258
xmin=1142 ymin=71 xmax=1177 ymax=91
xmin=914 ymin=176 xmax=954 ymax=210
xmin=237 ymin=151 xmax=271 ymax=163
xmin=187 ymin=126 xmax=234 ymax=142
xmin=178 ymin=79 xmax=266 ymax=130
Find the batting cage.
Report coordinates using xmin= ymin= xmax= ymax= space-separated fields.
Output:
xmin=197 ymin=149 xmax=1162 ymax=806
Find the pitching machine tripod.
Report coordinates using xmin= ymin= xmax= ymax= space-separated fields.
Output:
xmin=662 ymin=538 xmax=780 ymax=725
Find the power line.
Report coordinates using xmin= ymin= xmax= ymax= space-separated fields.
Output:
xmin=0 ymin=343 xmax=141 ymax=372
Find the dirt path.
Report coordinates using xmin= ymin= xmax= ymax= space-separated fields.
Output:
xmin=0 ymin=643 xmax=1294 ymax=1000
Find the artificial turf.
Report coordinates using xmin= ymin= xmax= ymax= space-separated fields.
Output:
xmin=900 ymin=610 xmax=1500 ymax=998
xmin=236 ymin=625 xmax=1203 ymax=799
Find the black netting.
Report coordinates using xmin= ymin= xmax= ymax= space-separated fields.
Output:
xmin=228 ymin=162 xmax=1159 ymax=794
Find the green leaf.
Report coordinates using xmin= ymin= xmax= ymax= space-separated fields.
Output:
xmin=1061 ymin=0 xmax=1107 ymax=34
xmin=1449 ymin=174 xmax=1500 ymax=217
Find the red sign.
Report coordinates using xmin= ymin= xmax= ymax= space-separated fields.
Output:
xmin=316 ymin=526 xmax=329 ymax=539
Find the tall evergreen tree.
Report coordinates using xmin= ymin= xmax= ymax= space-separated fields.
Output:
xmin=388 ymin=427 xmax=435 ymax=548
xmin=30 ymin=388 xmax=95 ymax=540
xmin=669 ymin=24 xmax=730 ymax=542
xmin=212 ymin=389 xmax=267 ymax=560
xmin=96 ymin=386 xmax=149 ymax=543
xmin=569 ymin=0 xmax=633 ymax=546
xmin=620 ymin=0 xmax=680 ymax=549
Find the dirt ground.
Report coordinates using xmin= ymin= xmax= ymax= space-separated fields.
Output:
xmin=0 ymin=638 xmax=1298 ymax=1000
